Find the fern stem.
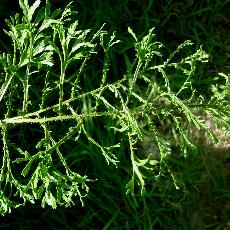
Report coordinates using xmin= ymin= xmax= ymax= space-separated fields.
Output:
xmin=22 ymin=68 xmax=30 ymax=114
xmin=59 ymin=62 xmax=65 ymax=114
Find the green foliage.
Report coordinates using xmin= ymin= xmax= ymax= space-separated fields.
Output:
xmin=0 ymin=0 xmax=229 ymax=219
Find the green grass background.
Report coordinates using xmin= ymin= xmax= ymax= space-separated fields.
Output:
xmin=0 ymin=0 xmax=229 ymax=229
